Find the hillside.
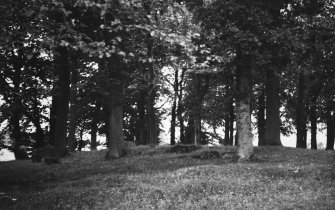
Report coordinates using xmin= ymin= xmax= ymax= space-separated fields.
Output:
xmin=0 ymin=146 xmax=334 ymax=209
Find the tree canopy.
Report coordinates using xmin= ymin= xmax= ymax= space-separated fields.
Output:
xmin=0 ymin=0 xmax=334 ymax=161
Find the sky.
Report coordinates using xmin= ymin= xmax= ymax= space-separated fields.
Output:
xmin=0 ymin=149 xmax=15 ymax=161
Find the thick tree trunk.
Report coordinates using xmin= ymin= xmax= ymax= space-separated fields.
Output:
xmin=91 ymin=100 xmax=101 ymax=150
xmin=35 ymin=125 xmax=45 ymax=149
xmin=147 ymin=81 xmax=157 ymax=146
xmin=184 ymin=115 xmax=195 ymax=144
xmin=265 ymin=68 xmax=282 ymax=146
xmin=53 ymin=46 xmax=71 ymax=157
xmin=106 ymin=79 xmax=125 ymax=159
xmin=170 ymin=68 xmax=179 ymax=145
xmin=236 ymin=50 xmax=253 ymax=160
xmin=257 ymin=85 xmax=266 ymax=146
xmin=296 ymin=72 xmax=307 ymax=148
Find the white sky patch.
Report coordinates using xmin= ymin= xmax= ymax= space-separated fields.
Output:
xmin=0 ymin=149 xmax=15 ymax=161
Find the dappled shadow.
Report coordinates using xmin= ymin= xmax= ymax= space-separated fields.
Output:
xmin=1 ymin=145 xmax=335 ymax=210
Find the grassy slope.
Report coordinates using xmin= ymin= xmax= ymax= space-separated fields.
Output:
xmin=0 ymin=146 xmax=334 ymax=210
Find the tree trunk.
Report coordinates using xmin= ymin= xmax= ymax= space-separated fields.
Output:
xmin=35 ymin=125 xmax=45 ymax=149
xmin=146 ymin=34 xmax=158 ymax=146
xmin=49 ymin=95 xmax=57 ymax=146
xmin=229 ymin=100 xmax=235 ymax=146
xmin=309 ymin=78 xmax=321 ymax=149
xmin=11 ymin=102 xmax=27 ymax=160
xmin=184 ymin=115 xmax=195 ymax=144
xmin=326 ymin=103 xmax=335 ymax=150
xmin=177 ymin=68 xmax=186 ymax=143
xmin=105 ymin=79 xmax=125 ymax=159
xmin=265 ymin=68 xmax=282 ymax=146
xmin=296 ymin=72 xmax=307 ymax=148
xmin=235 ymin=130 xmax=239 ymax=146
xmin=310 ymin=100 xmax=317 ymax=150
xmin=257 ymin=85 xmax=266 ymax=146
xmin=147 ymin=80 xmax=157 ymax=146
xmin=103 ymin=103 xmax=110 ymax=148
xmin=178 ymin=113 xmax=185 ymax=143
xmin=68 ymin=68 xmax=79 ymax=152
xmin=53 ymin=46 xmax=71 ymax=157
xmin=9 ymin=49 xmax=28 ymax=159
xmin=170 ymin=68 xmax=179 ymax=145
xmin=224 ymin=112 xmax=230 ymax=145
xmin=78 ymin=127 xmax=84 ymax=152
xmin=91 ymin=100 xmax=101 ymax=150
xmin=193 ymin=74 xmax=201 ymax=145
xmin=170 ymin=97 xmax=177 ymax=145
xmin=29 ymin=115 xmax=45 ymax=149
xmin=236 ymin=50 xmax=254 ymax=160
xmin=23 ymin=109 xmax=45 ymax=149
xmin=223 ymin=86 xmax=231 ymax=145
xmin=136 ymin=90 xmax=147 ymax=145
xmin=193 ymin=74 xmax=210 ymax=145
xmin=194 ymin=109 xmax=201 ymax=145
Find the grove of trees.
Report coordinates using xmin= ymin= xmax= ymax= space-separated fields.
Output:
xmin=0 ymin=0 xmax=334 ymax=161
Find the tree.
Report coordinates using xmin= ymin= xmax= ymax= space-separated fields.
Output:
xmin=191 ymin=0 xmax=272 ymax=159
xmin=52 ymin=47 xmax=71 ymax=156
xmin=235 ymin=49 xmax=254 ymax=159
xmin=105 ymin=72 xmax=125 ymax=158
xmin=170 ymin=66 xmax=179 ymax=145
xmin=2 ymin=0 xmax=334 ymax=160
xmin=325 ymin=103 xmax=335 ymax=150
xmin=68 ymin=64 xmax=79 ymax=152
xmin=257 ymin=84 xmax=266 ymax=146
xmin=0 ymin=43 xmax=51 ymax=158
xmin=146 ymin=35 xmax=158 ymax=146
xmin=265 ymin=68 xmax=282 ymax=146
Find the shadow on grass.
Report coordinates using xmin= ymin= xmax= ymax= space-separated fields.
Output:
xmin=1 ymin=145 xmax=334 ymax=209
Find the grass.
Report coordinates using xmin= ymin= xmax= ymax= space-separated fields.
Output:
xmin=0 ymin=146 xmax=334 ymax=209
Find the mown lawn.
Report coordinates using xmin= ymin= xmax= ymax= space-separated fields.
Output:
xmin=0 ymin=146 xmax=334 ymax=209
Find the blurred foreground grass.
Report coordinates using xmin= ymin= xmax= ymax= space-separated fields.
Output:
xmin=0 ymin=146 xmax=334 ymax=209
